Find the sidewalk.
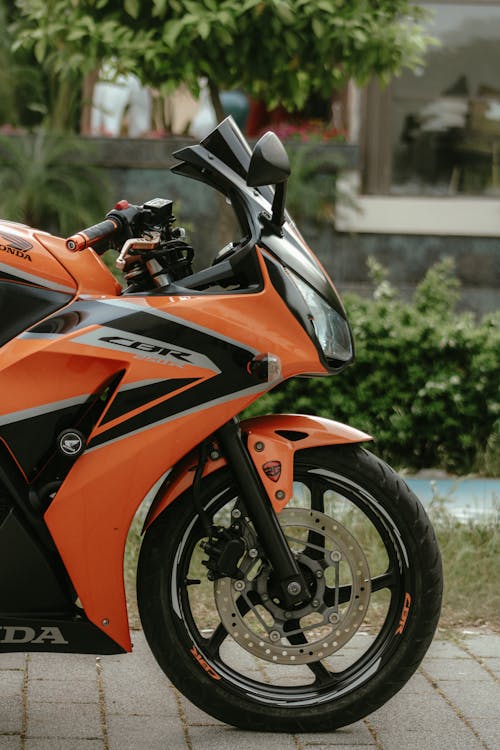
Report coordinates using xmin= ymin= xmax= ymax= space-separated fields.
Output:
xmin=1 ymin=629 xmax=499 ymax=750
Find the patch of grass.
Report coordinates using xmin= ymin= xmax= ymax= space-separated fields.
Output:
xmin=428 ymin=497 xmax=500 ymax=631
xmin=124 ymin=516 xmax=143 ymax=630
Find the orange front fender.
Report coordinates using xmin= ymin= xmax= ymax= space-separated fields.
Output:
xmin=145 ymin=414 xmax=371 ymax=529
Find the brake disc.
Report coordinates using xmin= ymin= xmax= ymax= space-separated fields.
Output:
xmin=214 ymin=507 xmax=371 ymax=665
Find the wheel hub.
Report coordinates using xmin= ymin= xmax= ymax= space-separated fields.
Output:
xmin=214 ymin=507 xmax=371 ymax=664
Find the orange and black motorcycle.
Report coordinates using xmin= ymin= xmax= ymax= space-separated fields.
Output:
xmin=0 ymin=118 xmax=442 ymax=732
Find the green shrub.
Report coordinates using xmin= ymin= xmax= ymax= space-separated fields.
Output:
xmin=244 ymin=258 xmax=500 ymax=475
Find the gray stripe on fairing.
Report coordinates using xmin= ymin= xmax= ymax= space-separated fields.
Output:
xmin=19 ymin=332 xmax=60 ymax=340
xmin=0 ymin=394 xmax=91 ymax=426
xmin=0 ymin=263 xmax=75 ymax=294
xmin=86 ymin=381 xmax=270 ymax=453
xmin=98 ymin=298 xmax=260 ymax=355
xmin=71 ymin=326 xmax=221 ymax=374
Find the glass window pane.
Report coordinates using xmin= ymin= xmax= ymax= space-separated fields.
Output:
xmin=392 ymin=2 xmax=500 ymax=195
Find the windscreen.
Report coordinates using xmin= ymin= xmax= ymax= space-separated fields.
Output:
xmin=172 ymin=117 xmax=347 ymax=316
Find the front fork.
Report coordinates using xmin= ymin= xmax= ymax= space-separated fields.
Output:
xmin=216 ymin=418 xmax=309 ymax=608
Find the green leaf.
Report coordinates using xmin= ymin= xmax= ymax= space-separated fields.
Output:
xmin=34 ymin=37 xmax=47 ymax=63
xmin=317 ymin=0 xmax=336 ymax=12
xmin=199 ymin=18 xmax=210 ymax=39
xmin=312 ymin=17 xmax=324 ymax=39
xmin=274 ymin=0 xmax=295 ymax=24
xmin=163 ymin=19 xmax=184 ymax=47
xmin=124 ymin=0 xmax=140 ymax=19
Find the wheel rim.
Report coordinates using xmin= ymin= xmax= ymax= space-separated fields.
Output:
xmin=171 ymin=465 xmax=413 ymax=706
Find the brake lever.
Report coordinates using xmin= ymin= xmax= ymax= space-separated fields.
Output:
xmin=115 ymin=236 xmax=161 ymax=270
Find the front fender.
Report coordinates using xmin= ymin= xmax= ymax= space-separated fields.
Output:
xmin=144 ymin=414 xmax=371 ymax=529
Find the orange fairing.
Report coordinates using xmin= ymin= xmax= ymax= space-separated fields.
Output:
xmin=35 ymin=232 xmax=121 ymax=296
xmin=146 ymin=414 xmax=372 ymax=530
xmin=43 ymin=253 xmax=328 ymax=653
xmin=0 ymin=221 xmax=76 ymax=294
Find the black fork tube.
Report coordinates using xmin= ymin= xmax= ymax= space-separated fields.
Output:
xmin=216 ymin=418 xmax=308 ymax=607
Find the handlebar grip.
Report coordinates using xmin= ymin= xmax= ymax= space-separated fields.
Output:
xmin=66 ymin=217 xmax=121 ymax=251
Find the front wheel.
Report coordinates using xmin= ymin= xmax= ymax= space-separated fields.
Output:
xmin=137 ymin=445 xmax=442 ymax=732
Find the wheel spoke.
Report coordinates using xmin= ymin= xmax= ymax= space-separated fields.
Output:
xmin=284 ymin=620 xmax=337 ymax=686
xmin=205 ymin=622 xmax=228 ymax=657
xmin=324 ymin=568 xmax=397 ymax=606
xmin=371 ymin=568 xmax=398 ymax=592
xmin=205 ymin=593 xmax=252 ymax=657
xmin=307 ymin=659 xmax=337 ymax=685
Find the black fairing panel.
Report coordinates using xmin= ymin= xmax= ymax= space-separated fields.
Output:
xmin=0 ymin=509 xmax=72 ymax=613
xmin=0 ymin=615 xmax=125 ymax=654
xmin=0 ymin=280 xmax=72 ymax=347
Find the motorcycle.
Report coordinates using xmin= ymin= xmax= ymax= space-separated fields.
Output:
xmin=0 ymin=117 xmax=442 ymax=732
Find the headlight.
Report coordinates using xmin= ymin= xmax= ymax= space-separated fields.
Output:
xmin=289 ymin=273 xmax=353 ymax=362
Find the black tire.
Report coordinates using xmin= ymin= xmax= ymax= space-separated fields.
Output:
xmin=137 ymin=445 xmax=442 ymax=732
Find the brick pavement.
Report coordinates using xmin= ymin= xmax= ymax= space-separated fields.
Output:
xmin=0 ymin=630 xmax=498 ymax=750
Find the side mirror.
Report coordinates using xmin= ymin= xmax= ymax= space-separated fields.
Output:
xmin=247 ymin=132 xmax=290 ymax=188
xmin=247 ymin=132 xmax=290 ymax=234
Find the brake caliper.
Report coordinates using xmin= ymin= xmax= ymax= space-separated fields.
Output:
xmin=200 ymin=511 xmax=252 ymax=581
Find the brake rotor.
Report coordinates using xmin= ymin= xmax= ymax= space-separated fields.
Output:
xmin=214 ymin=507 xmax=371 ymax=664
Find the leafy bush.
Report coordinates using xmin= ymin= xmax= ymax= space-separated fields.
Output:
xmin=0 ymin=131 xmax=112 ymax=235
xmin=245 ymin=258 xmax=500 ymax=475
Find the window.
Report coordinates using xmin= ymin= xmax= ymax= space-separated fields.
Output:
xmin=363 ymin=1 xmax=500 ymax=197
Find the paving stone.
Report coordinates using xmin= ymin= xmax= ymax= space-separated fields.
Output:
xmin=0 ymin=695 xmax=23 ymax=735
xmin=0 ymin=670 xmax=24 ymax=698
xmin=297 ymin=723 xmax=373 ymax=745
xmin=366 ymin=686 xmax=486 ymax=750
xmin=25 ymin=741 xmax=103 ymax=750
xmin=423 ymin=657 xmax=493 ymax=681
xmin=99 ymin=646 xmax=178 ymax=718
xmin=482 ymin=657 xmax=500 ymax=678
xmin=439 ymin=680 xmax=500 ymax=719
xmin=28 ymin=654 xmax=98 ymax=682
xmin=28 ymin=678 xmax=98 ymax=704
xmin=467 ymin=717 xmax=500 ymax=749
xmin=463 ymin=634 xmax=500 ymax=659
xmin=368 ymin=688 xmax=450 ymax=729
xmin=26 ymin=701 xmax=102 ymax=740
xmin=395 ymin=670 xmax=429 ymax=693
xmin=0 ymin=738 xmax=21 ymax=749
xmin=106 ymin=713 xmax=186 ymax=750
xmin=189 ymin=726 xmax=297 ymax=750
xmin=176 ymin=693 xmax=224 ymax=727
xmin=0 ymin=653 xmax=26 ymax=670
xmin=373 ymin=730 xmax=485 ymax=750
xmin=426 ymin=640 xmax=468 ymax=659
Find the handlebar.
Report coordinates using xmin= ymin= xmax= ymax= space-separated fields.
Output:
xmin=66 ymin=217 xmax=122 ymax=252
xmin=66 ymin=199 xmax=174 ymax=254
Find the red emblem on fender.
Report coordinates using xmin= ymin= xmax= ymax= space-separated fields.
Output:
xmin=263 ymin=460 xmax=282 ymax=482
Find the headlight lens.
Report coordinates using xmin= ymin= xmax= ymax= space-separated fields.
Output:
xmin=290 ymin=273 xmax=353 ymax=362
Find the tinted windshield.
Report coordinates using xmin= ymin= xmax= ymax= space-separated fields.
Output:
xmin=172 ymin=117 xmax=346 ymax=315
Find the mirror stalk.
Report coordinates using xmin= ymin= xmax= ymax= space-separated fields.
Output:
xmin=271 ymin=182 xmax=287 ymax=233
